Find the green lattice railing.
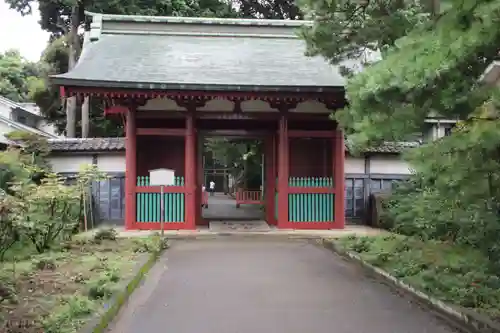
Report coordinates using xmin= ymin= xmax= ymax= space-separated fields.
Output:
xmin=275 ymin=177 xmax=334 ymax=222
xmin=136 ymin=176 xmax=185 ymax=223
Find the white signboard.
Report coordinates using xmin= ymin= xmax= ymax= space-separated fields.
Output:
xmin=149 ymin=168 xmax=175 ymax=186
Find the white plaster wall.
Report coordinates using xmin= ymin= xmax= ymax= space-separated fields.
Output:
xmin=47 ymin=152 xmax=412 ymax=176
xmin=97 ymin=154 xmax=126 ymax=172
xmin=0 ymin=104 xmax=11 ymax=118
xmin=290 ymin=100 xmax=330 ymax=113
xmin=369 ymin=155 xmax=412 ymax=175
xmin=0 ymin=121 xmax=16 ymax=143
xmin=37 ymin=120 xmax=61 ymax=137
xmin=137 ymin=97 xmax=185 ymax=111
xmin=48 ymin=155 xmax=94 ymax=173
xmin=345 ymin=156 xmax=365 ymax=174
xmin=241 ymin=100 xmax=277 ymax=112
xmin=199 ymin=99 xmax=234 ymax=112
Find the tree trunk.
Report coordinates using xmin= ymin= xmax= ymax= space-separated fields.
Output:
xmin=65 ymin=4 xmax=81 ymax=138
xmin=424 ymin=0 xmax=440 ymax=17
xmin=81 ymin=96 xmax=90 ymax=138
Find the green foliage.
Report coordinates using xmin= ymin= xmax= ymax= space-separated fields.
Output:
xmin=93 ymin=228 xmax=118 ymax=242
xmin=11 ymin=173 xmax=81 ymax=253
xmin=385 ymin=107 xmax=500 ymax=267
xmin=132 ymin=234 xmax=169 ymax=253
xmin=0 ymin=145 xmax=106 ymax=257
xmin=42 ymin=295 xmax=95 ymax=333
xmin=0 ymin=49 xmax=45 ymax=102
xmin=0 ymin=194 xmax=20 ymax=261
xmin=338 ymin=0 xmax=500 ymax=148
xmin=300 ymin=0 xmax=430 ymax=66
xmin=5 ymin=130 xmax=51 ymax=172
xmin=204 ymin=138 xmax=263 ymax=190
xmin=338 ymin=236 xmax=500 ymax=317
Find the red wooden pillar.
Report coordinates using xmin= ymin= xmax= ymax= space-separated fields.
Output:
xmin=125 ymin=108 xmax=137 ymax=230
xmin=334 ymin=128 xmax=345 ymax=229
xmin=265 ymin=135 xmax=276 ymax=225
xmin=184 ymin=112 xmax=196 ymax=229
xmin=277 ymin=115 xmax=289 ymax=229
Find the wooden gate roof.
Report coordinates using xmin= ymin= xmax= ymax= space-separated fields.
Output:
xmin=51 ymin=13 xmax=359 ymax=93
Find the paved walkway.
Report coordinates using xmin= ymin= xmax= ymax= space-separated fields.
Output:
xmin=107 ymin=239 xmax=454 ymax=333
xmin=203 ymin=193 xmax=264 ymax=220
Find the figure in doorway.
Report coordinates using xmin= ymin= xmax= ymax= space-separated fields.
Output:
xmin=209 ymin=180 xmax=216 ymax=196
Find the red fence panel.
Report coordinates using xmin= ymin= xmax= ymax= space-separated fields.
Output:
xmin=235 ymin=190 xmax=263 ymax=208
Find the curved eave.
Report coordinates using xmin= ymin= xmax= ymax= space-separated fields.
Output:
xmin=51 ymin=77 xmax=344 ymax=94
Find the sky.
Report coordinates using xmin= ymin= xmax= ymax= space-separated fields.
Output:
xmin=0 ymin=1 xmax=50 ymax=62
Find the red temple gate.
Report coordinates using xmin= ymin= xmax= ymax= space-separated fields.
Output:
xmin=52 ymin=12 xmax=350 ymax=231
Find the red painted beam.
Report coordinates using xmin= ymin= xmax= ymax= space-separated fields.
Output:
xmin=287 ymin=130 xmax=336 ymax=138
xmin=199 ymin=129 xmax=273 ymax=137
xmin=136 ymin=128 xmax=185 ymax=136
xmin=334 ymin=129 xmax=345 ymax=229
xmin=265 ymin=135 xmax=276 ymax=225
xmin=124 ymin=108 xmax=136 ymax=230
xmin=133 ymin=222 xmax=190 ymax=230
xmin=105 ymin=105 xmax=128 ymax=116
xmin=184 ymin=112 xmax=196 ymax=230
xmin=283 ymin=222 xmax=340 ymax=230
xmin=277 ymin=114 xmax=289 ymax=229
xmin=64 ymin=86 xmax=345 ymax=102
xmin=136 ymin=111 xmax=334 ymax=120
xmin=287 ymin=187 xmax=335 ymax=194
xmin=136 ymin=186 xmax=185 ymax=193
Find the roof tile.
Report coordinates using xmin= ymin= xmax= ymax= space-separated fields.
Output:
xmin=53 ymin=34 xmax=349 ymax=90
xmin=48 ymin=138 xmax=125 ymax=152
xmin=48 ymin=138 xmax=418 ymax=154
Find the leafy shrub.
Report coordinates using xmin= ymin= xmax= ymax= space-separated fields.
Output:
xmin=42 ymin=295 xmax=94 ymax=333
xmin=367 ymin=191 xmax=394 ymax=229
xmin=345 ymin=237 xmax=372 ymax=253
xmin=339 ymin=236 xmax=500 ymax=316
xmin=86 ymin=267 xmax=120 ymax=300
xmin=93 ymin=228 xmax=117 ymax=241
xmin=32 ymin=257 xmax=57 ymax=270
xmin=11 ymin=174 xmax=81 ymax=253
xmin=132 ymin=235 xmax=169 ymax=253
xmin=87 ymin=281 xmax=115 ymax=300
xmin=0 ymin=274 xmax=17 ymax=305
xmin=0 ymin=193 xmax=19 ymax=261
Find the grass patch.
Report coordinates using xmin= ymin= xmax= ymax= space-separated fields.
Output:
xmin=335 ymin=234 xmax=500 ymax=320
xmin=0 ymin=231 xmax=167 ymax=333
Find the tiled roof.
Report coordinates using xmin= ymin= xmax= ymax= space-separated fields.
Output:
xmin=51 ymin=13 xmax=360 ymax=92
xmin=47 ymin=137 xmax=418 ymax=154
xmin=362 ymin=141 xmax=420 ymax=153
xmin=48 ymin=138 xmax=125 ymax=152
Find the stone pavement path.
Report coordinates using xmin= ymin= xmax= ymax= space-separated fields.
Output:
xmin=203 ymin=193 xmax=264 ymax=220
xmin=107 ymin=239 xmax=455 ymax=333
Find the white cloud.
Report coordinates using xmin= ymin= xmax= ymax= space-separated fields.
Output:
xmin=0 ymin=2 xmax=50 ymax=62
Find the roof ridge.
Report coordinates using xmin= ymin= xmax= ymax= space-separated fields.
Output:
xmin=84 ymin=11 xmax=312 ymax=27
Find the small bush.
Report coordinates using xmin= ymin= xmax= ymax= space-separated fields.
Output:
xmin=0 ymin=274 xmax=17 ymax=304
xmin=42 ymin=295 xmax=94 ymax=333
xmin=338 ymin=235 xmax=500 ymax=317
xmin=32 ymin=258 xmax=56 ymax=270
xmin=367 ymin=191 xmax=394 ymax=229
xmin=132 ymin=235 xmax=169 ymax=253
xmin=87 ymin=282 xmax=114 ymax=300
xmin=93 ymin=228 xmax=117 ymax=241
xmin=348 ymin=237 xmax=372 ymax=253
